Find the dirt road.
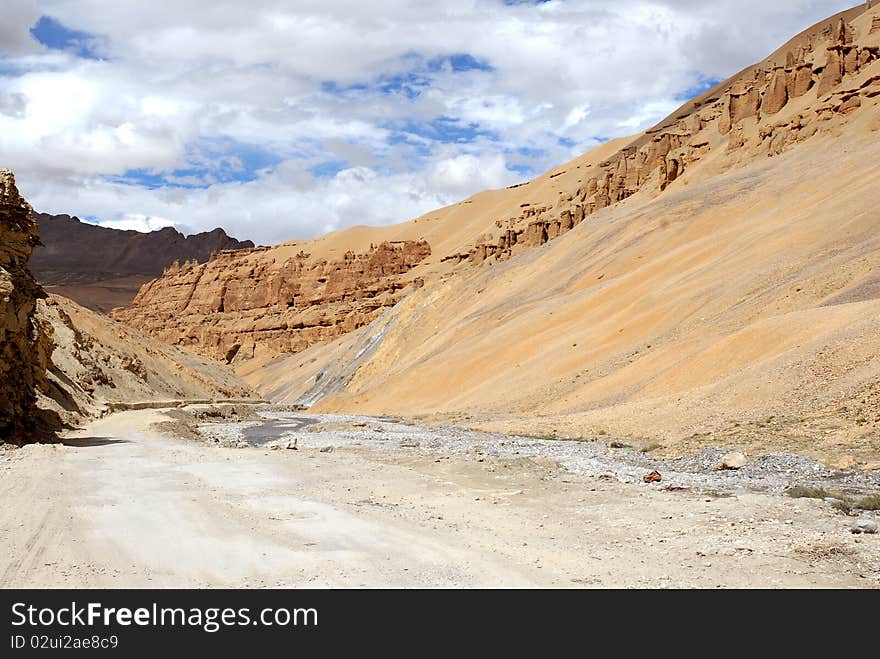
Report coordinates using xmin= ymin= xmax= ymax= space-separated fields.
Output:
xmin=0 ymin=410 xmax=877 ymax=588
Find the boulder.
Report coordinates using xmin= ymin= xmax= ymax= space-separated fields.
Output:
xmin=850 ymin=518 xmax=878 ymax=535
xmin=716 ymin=452 xmax=748 ymax=471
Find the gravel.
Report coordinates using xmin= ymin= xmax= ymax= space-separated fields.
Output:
xmin=198 ymin=411 xmax=880 ymax=497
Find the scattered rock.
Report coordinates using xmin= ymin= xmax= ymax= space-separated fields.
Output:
xmin=400 ymin=441 xmax=420 ymax=448
xmin=320 ymin=446 xmax=334 ymax=453
xmin=850 ymin=518 xmax=878 ymax=535
xmin=286 ymin=440 xmax=298 ymax=450
xmin=643 ymin=470 xmax=662 ymax=484
xmin=716 ymin=452 xmax=748 ymax=471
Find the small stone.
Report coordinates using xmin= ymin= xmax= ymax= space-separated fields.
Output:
xmin=286 ymin=440 xmax=298 ymax=450
xmin=643 ymin=470 xmax=662 ymax=484
xmin=716 ymin=452 xmax=748 ymax=471
xmin=400 ymin=441 xmax=420 ymax=448
xmin=320 ymin=446 xmax=334 ymax=453
xmin=850 ymin=518 xmax=878 ymax=535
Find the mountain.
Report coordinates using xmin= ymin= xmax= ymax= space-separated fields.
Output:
xmin=0 ymin=172 xmax=256 ymax=444
xmin=113 ymin=5 xmax=880 ymax=465
xmin=30 ymin=213 xmax=255 ymax=313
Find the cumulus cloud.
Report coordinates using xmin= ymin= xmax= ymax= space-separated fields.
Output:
xmin=0 ymin=0 xmax=856 ymax=243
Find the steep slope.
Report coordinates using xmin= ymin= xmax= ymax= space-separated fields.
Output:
xmin=120 ymin=5 xmax=880 ymax=463
xmin=31 ymin=214 xmax=254 ymax=313
xmin=1 ymin=171 xmax=257 ymax=442
xmin=0 ymin=170 xmax=50 ymax=442
xmin=36 ymin=295 xmax=257 ymax=427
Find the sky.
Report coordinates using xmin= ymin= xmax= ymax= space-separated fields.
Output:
xmin=0 ymin=0 xmax=856 ymax=244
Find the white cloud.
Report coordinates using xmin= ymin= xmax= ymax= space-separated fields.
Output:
xmin=97 ymin=214 xmax=175 ymax=233
xmin=0 ymin=0 xmax=857 ymax=244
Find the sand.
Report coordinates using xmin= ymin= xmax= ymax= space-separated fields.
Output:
xmin=0 ymin=409 xmax=877 ymax=588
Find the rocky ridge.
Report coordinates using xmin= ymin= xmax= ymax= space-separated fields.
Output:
xmin=444 ymin=10 xmax=880 ymax=265
xmin=31 ymin=214 xmax=255 ymax=313
xmin=0 ymin=170 xmax=50 ymax=442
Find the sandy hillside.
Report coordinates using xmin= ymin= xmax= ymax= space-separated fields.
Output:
xmin=113 ymin=5 xmax=880 ymax=465
xmin=236 ymin=5 xmax=880 ymax=466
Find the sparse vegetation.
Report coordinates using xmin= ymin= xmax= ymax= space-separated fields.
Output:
xmin=785 ymin=486 xmax=831 ymax=499
xmin=785 ymin=487 xmax=880 ymax=514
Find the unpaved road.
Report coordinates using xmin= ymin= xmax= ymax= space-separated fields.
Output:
xmin=0 ymin=410 xmax=878 ymax=588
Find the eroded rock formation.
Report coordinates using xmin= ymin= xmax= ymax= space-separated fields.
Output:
xmin=0 ymin=170 xmax=48 ymax=442
xmin=112 ymin=240 xmax=431 ymax=363
xmin=440 ymin=10 xmax=880 ymax=266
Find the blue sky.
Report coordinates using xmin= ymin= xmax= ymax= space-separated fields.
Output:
xmin=0 ymin=0 xmax=856 ymax=243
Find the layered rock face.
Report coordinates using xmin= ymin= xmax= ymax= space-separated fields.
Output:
xmin=112 ymin=240 xmax=431 ymax=363
xmin=31 ymin=214 xmax=254 ymax=313
xmin=443 ymin=11 xmax=880 ymax=265
xmin=0 ymin=170 xmax=47 ymax=442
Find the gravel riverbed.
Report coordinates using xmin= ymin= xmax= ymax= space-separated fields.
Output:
xmin=197 ymin=410 xmax=880 ymax=498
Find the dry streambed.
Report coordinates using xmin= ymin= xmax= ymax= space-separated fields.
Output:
xmin=196 ymin=408 xmax=880 ymax=506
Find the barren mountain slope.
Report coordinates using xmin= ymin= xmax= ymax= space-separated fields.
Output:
xmin=124 ymin=6 xmax=880 ymax=463
xmin=32 ymin=214 xmax=254 ymax=313
xmin=36 ymin=295 xmax=257 ymax=428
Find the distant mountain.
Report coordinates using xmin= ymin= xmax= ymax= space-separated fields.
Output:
xmin=31 ymin=213 xmax=254 ymax=313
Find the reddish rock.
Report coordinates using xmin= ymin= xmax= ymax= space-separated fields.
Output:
xmin=112 ymin=240 xmax=431 ymax=363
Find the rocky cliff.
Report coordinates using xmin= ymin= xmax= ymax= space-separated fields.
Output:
xmin=112 ymin=240 xmax=431 ymax=363
xmin=0 ymin=170 xmax=49 ymax=442
xmin=31 ymin=214 xmax=254 ymax=313
xmin=115 ymin=5 xmax=880 ymax=380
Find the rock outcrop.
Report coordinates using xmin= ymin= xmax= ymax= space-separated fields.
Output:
xmin=439 ymin=8 xmax=880 ymax=266
xmin=31 ymin=214 xmax=254 ymax=313
xmin=0 ymin=170 xmax=48 ymax=442
xmin=112 ymin=240 xmax=431 ymax=363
